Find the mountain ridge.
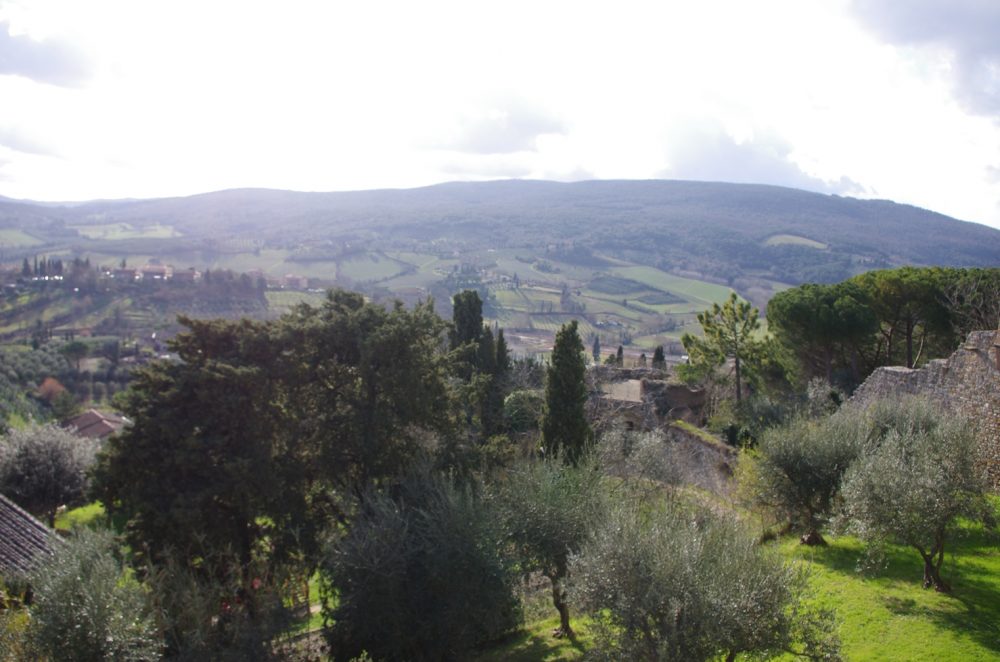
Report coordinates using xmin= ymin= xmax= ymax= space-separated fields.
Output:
xmin=1 ymin=179 xmax=997 ymax=286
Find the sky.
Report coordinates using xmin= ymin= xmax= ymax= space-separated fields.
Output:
xmin=1 ymin=0 xmax=1000 ymax=229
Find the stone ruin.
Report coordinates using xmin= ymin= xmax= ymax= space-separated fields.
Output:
xmin=850 ymin=328 xmax=1000 ymax=489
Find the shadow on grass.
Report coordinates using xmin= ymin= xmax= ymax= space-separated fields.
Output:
xmin=790 ymin=523 xmax=1000 ymax=656
xmin=475 ymin=619 xmax=588 ymax=662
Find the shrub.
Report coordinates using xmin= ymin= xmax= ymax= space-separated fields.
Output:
xmin=320 ymin=471 xmax=521 ymax=661
xmin=571 ymin=503 xmax=840 ymax=661
xmin=21 ymin=527 xmax=161 ymax=661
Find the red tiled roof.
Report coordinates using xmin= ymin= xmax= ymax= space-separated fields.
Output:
xmin=63 ymin=409 xmax=126 ymax=439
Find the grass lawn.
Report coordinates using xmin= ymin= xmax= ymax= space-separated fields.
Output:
xmin=476 ymin=517 xmax=1000 ymax=662
xmin=777 ymin=524 xmax=1000 ymax=661
xmin=266 ymin=290 xmax=326 ymax=314
xmin=209 ymin=249 xmax=293 ymax=275
xmin=475 ymin=617 xmax=594 ymax=662
xmin=54 ymin=502 xmax=106 ymax=531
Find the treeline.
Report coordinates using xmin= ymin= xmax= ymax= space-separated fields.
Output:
xmin=768 ymin=266 xmax=1000 ymax=389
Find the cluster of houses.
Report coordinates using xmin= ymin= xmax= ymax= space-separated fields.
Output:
xmin=107 ymin=263 xmax=192 ymax=282
xmin=107 ymin=264 xmax=312 ymax=290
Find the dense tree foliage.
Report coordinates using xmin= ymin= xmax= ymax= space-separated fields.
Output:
xmin=321 ymin=471 xmax=521 ymax=661
xmin=276 ymin=290 xmax=453 ymax=496
xmin=541 ymin=321 xmax=591 ymax=465
xmin=770 ymin=267 xmax=1000 ymax=390
xmin=93 ymin=290 xmax=456 ymax=651
xmin=0 ymin=424 xmax=97 ymax=526
xmin=767 ymin=281 xmax=876 ymax=385
xmin=850 ymin=267 xmax=952 ymax=369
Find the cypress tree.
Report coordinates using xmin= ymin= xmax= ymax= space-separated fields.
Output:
xmin=542 ymin=321 xmax=590 ymax=465
xmin=450 ymin=290 xmax=483 ymax=351
xmin=495 ymin=329 xmax=510 ymax=374
xmin=652 ymin=345 xmax=665 ymax=368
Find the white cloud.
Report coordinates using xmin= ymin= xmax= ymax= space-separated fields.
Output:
xmin=0 ymin=0 xmax=997 ymax=229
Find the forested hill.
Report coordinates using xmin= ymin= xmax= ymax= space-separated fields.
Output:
xmin=3 ymin=179 xmax=1000 ymax=285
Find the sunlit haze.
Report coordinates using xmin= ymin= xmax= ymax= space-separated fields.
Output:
xmin=2 ymin=0 xmax=1000 ymax=228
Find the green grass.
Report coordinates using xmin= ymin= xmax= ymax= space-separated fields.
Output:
xmin=777 ymin=521 xmax=1000 ymax=661
xmin=476 ymin=513 xmax=1000 ymax=662
xmin=475 ymin=616 xmax=593 ymax=662
xmin=0 ymin=229 xmax=43 ymax=247
xmin=764 ymin=234 xmax=828 ymax=249
xmin=209 ymin=249 xmax=293 ymax=275
xmin=54 ymin=502 xmax=106 ymax=531
xmin=266 ymin=290 xmax=326 ymax=314
xmin=610 ymin=266 xmax=733 ymax=306
xmin=72 ymin=223 xmax=181 ymax=240
xmin=338 ymin=252 xmax=409 ymax=282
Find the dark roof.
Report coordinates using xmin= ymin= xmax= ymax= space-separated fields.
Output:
xmin=64 ymin=408 xmax=126 ymax=439
xmin=0 ymin=494 xmax=54 ymax=576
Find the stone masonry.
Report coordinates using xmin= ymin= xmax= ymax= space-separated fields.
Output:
xmin=850 ymin=329 xmax=1000 ymax=489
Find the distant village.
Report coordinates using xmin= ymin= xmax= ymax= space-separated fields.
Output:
xmin=10 ymin=256 xmax=314 ymax=291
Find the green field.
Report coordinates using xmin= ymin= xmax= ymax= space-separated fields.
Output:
xmin=610 ymin=266 xmax=734 ymax=306
xmin=72 ymin=223 xmax=181 ymax=240
xmin=208 ymin=249 xmax=293 ymax=275
xmin=4 ymin=243 xmax=742 ymax=358
xmin=265 ymin=290 xmax=326 ymax=314
xmin=0 ymin=229 xmax=43 ymax=247
xmin=338 ymin=253 xmax=409 ymax=282
xmin=764 ymin=234 xmax=828 ymax=249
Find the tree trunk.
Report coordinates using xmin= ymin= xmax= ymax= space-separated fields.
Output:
xmin=800 ymin=528 xmax=827 ymax=546
xmin=918 ymin=543 xmax=951 ymax=592
xmin=550 ymin=577 xmax=574 ymax=638
xmin=905 ymin=320 xmax=915 ymax=369
xmin=734 ymin=353 xmax=742 ymax=403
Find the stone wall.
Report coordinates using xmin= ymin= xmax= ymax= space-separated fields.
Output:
xmin=850 ymin=330 xmax=1000 ymax=488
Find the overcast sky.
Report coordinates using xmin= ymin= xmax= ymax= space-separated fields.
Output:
xmin=2 ymin=0 xmax=1000 ymax=229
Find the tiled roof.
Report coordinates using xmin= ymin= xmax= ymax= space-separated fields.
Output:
xmin=64 ymin=409 xmax=126 ymax=439
xmin=0 ymin=494 xmax=54 ymax=576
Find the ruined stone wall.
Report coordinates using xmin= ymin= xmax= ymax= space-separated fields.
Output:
xmin=850 ymin=330 xmax=1000 ymax=488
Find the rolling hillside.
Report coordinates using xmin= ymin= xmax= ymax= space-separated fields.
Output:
xmin=1 ymin=179 xmax=998 ymax=354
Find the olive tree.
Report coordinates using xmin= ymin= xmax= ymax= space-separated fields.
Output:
xmin=0 ymin=424 xmax=97 ymax=526
xmin=571 ymin=503 xmax=840 ymax=661
xmin=21 ymin=527 xmax=161 ymax=661
xmin=742 ymin=414 xmax=860 ymax=545
xmin=840 ymin=400 xmax=988 ymax=592
xmin=495 ymin=457 xmax=606 ymax=637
